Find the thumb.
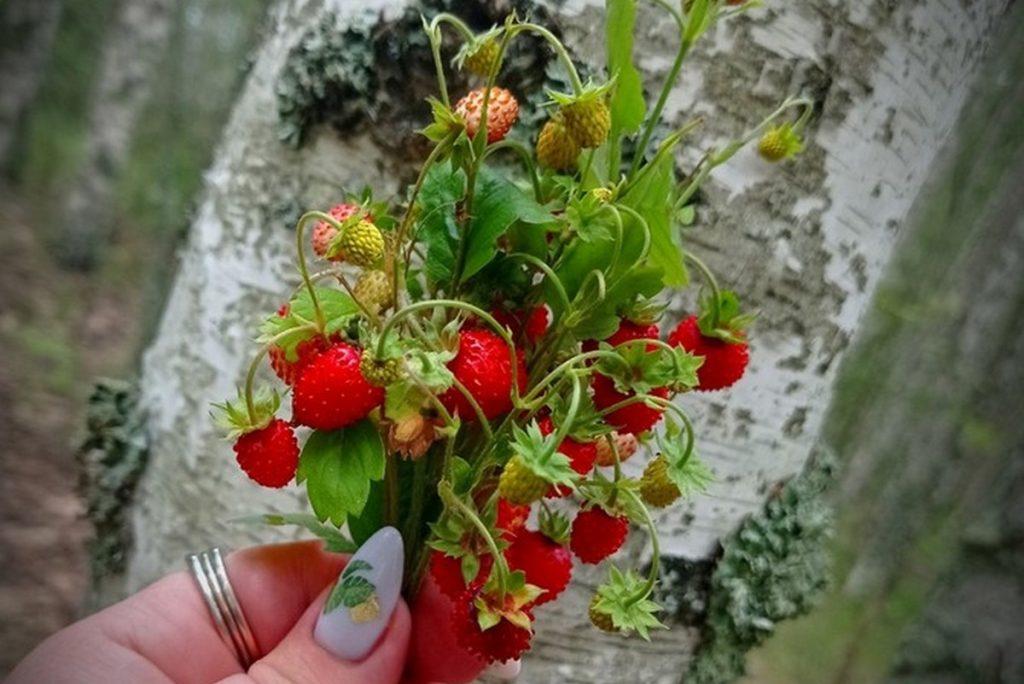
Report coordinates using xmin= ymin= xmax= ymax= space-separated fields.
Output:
xmin=235 ymin=527 xmax=409 ymax=684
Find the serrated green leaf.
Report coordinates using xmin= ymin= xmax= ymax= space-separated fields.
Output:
xmin=622 ymin=149 xmax=687 ymax=286
xmin=297 ymin=422 xmax=386 ymax=526
xmin=347 ymin=479 xmax=384 ymax=545
xmin=260 ymin=287 xmax=361 ymax=359
xmin=417 ymin=161 xmax=465 ymax=287
xmin=461 ymin=169 xmax=554 ymax=281
xmin=606 ymin=0 xmax=646 ymax=135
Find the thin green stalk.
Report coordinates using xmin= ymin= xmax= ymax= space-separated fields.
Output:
xmin=482 ymin=140 xmax=542 ymax=200
xmin=623 ymin=489 xmax=660 ymax=605
xmin=513 ymin=23 xmax=583 ymax=93
xmin=439 ymin=482 xmax=511 ymax=595
xmin=628 ymin=37 xmax=692 ymax=179
xmin=685 ymin=251 xmax=722 ymax=328
xmin=295 ymin=210 xmax=343 ymax=332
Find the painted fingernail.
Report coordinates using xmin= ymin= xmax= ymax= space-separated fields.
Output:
xmin=485 ymin=659 xmax=522 ymax=680
xmin=314 ymin=526 xmax=404 ymax=661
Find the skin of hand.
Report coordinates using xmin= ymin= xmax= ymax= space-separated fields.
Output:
xmin=6 ymin=541 xmax=431 ymax=684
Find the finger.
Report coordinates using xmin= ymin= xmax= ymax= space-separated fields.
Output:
xmin=238 ymin=590 xmax=411 ymax=684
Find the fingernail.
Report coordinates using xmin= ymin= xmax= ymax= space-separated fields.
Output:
xmin=485 ymin=659 xmax=522 ymax=680
xmin=314 ymin=526 xmax=404 ymax=661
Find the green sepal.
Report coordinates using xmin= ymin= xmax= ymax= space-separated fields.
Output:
xmin=258 ymin=287 xmax=360 ymax=359
xmin=657 ymin=418 xmax=714 ymax=496
xmin=592 ymin=566 xmax=666 ymax=639
xmin=595 ymin=342 xmax=702 ymax=394
xmin=546 ymin=78 xmax=615 ymax=108
xmin=421 ymin=96 xmax=465 ymax=143
xmin=697 ymin=290 xmax=756 ymax=343
xmin=510 ymin=421 xmax=578 ymax=487
xmin=211 ymin=386 xmax=280 ymax=438
xmin=538 ymin=507 xmax=572 ymax=545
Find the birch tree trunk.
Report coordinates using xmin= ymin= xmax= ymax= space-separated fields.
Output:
xmin=56 ymin=0 xmax=175 ymax=270
xmin=124 ymin=0 xmax=1009 ymax=681
xmin=0 ymin=0 xmax=62 ymax=173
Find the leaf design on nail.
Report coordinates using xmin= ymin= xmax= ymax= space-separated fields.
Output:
xmin=324 ymin=560 xmax=378 ymax=614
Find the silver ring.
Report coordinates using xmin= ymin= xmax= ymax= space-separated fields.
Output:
xmin=187 ymin=548 xmax=260 ymax=667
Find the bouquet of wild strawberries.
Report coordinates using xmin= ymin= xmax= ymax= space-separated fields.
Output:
xmin=214 ymin=0 xmax=809 ymax=669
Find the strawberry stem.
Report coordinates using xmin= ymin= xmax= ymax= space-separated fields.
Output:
xmin=629 ymin=37 xmax=693 ymax=180
xmin=439 ymin=482 xmax=511 ymax=596
xmin=513 ymin=23 xmax=583 ymax=94
xmin=685 ymin=252 xmax=722 ymax=330
xmin=622 ymin=489 xmax=661 ymax=605
xmin=295 ymin=211 xmax=344 ymax=333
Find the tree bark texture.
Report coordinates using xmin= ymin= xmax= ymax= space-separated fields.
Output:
xmin=56 ymin=0 xmax=175 ymax=269
xmin=0 ymin=0 xmax=63 ymax=172
xmin=125 ymin=0 xmax=1010 ymax=681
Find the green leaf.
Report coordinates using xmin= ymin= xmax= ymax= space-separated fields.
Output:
xmin=606 ymin=0 xmax=646 ymax=135
xmin=297 ymin=422 xmax=386 ymax=526
xmin=511 ymin=422 xmax=578 ymax=486
xmin=565 ymin=264 xmax=663 ymax=340
xmin=593 ymin=566 xmax=666 ymax=639
xmin=347 ymin=479 xmax=384 ymax=545
xmin=461 ymin=169 xmax=554 ymax=281
xmin=417 ymin=161 xmax=466 ymax=287
xmin=623 ymin=149 xmax=687 ymax=286
xmin=234 ymin=512 xmax=357 ymax=553
xmin=259 ymin=287 xmax=361 ymax=358
xmin=657 ymin=419 xmax=714 ymax=496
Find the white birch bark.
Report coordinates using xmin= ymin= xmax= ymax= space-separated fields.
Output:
xmin=126 ymin=0 xmax=1009 ymax=680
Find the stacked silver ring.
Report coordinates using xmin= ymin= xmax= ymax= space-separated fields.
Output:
xmin=186 ymin=548 xmax=260 ymax=668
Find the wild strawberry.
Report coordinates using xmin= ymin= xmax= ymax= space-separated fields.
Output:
xmin=583 ymin=318 xmax=660 ymax=354
xmin=455 ymin=87 xmax=519 ymax=143
xmin=758 ymin=122 xmax=804 ymax=162
xmin=591 ymin=373 xmax=668 ymax=435
xmin=439 ymin=328 xmax=526 ymax=421
xmin=451 ymin=588 xmax=536 ymax=663
xmin=462 ymin=37 xmax=500 ymax=78
xmin=570 ymin=507 xmax=629 ymax=564
xmin=353 ymin=269 xmax=393 ymax=314
xmin=311 ymin=203 xmax=360 ymax=259
xmin=292 ymin=342 xmax=384 ymax=429
xmin=538 ymin=416 xmax=596 ymax=498
xmin=497 ymin=499 xmax=531 ymax=540
xmin=498 ymin=455 xmax=549 ymax=505
xmin=594 ymin=430 xmax=640 ymax=468
xmin=267 ymin=305 xmax=332 ymax=385
xmin=589 ymin=594 xmax=617 ymax=632
xmin=536 ymin=116 xmax=579 ymax=171
xmin=505 ymin=530 xmax=572 ymax=605
xmin=232 ymin=418 xmax=299 ymax=488
xmin=561 ymin=97 xmax=611 ymax=148
xmin=639 ymin=454 xmax=681 ymax=508
xmin=359 ymin=349 xmax=402 ymax=387
xmin=430 ymin=551 xmax=494 ymax=599
xmin=491 ymin=305 xmax=549 ymax=345
xmin=330 ymin=218 xmax=385 ymax=267
xmin=668 ymin=315 xmax=749 ymax=391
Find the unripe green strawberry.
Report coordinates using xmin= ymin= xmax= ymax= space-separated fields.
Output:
xmin=758 ymin=123 xmax=803 ymax=162
xmin=463 ymin=38 xmax=499 ymax=78
xmin=331 ymin=219 xmax=384 ymax=267
xmin=499 ymin=455 xmax=549 ymax=505
xmin=562 ymin=98 xmax=611 ymax=148
xmin=360 ymin=349 xmax=402 ymax=387
xmin=353 ymin=269 xmax=393 ymax=314
xmin=639 ymin=454 xmax=681 ymax=508
xmin=589 ymin=595 xmax=617 ymax=633
xmin=537 ymin=117 xmax=580 ymax=171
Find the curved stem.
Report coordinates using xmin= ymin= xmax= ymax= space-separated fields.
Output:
xmin=448 ymin=376 xmax=494 ymax=440
xmin=431 ymin=12 xmax=475 ymax=41
xmin=439 ymin=482 xmax=511 ymax=595
xmin=482 ymin=140 xmax=542 ymax=200
xmin=604 ymin=205 xmax=625 ymax=275
xmin=623 ymin=489 xmax=660 ymax=605
xmin=295 ymin=211 xmax=341 ymax=332
xmin=506 ymin=252 xmax=571 ymax=314
xmin=614 ymin=204 xmax=652 ymax=262
xmin=513 ymin=23 xmax=583 ymax=93
xmin=645 ymin=0 xmax=684 ymax=31
xmin=685 ymin=251 xmax=722 ymax=328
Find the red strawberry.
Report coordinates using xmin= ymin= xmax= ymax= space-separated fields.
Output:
xmin=504 ymin=530 xmax=572 ymax=605
xmin=439 ymin=328 xmax=527 ymax=421
xmin=591 ymin=373 xmax=668 ymax=435
xmin=430 ymin=551 xmax=494 ymax=599
xmin=537 ymin=416 xmax=597 ymax=498
xmin=311 ymin=202 xmax=360 ymax=259
xmin=570 ymin=508 xmax=629 ymax=564
xmin=267 ymin=305 xmax=333 ymax=385
xmin=450 ymin=589 xmax=534 ymax=663
xmin=454 ymin=87 xmax=519 ymax=143
xmin=292 ymin=342 xmax=384 ymax=429
xmin=583 ymin=319 xmax=660 ymax=354
xmin=497 ymin=499 xmax=531 ymax=540
xmin=233 ymin=418 xmax=299 ymax=488
xmin=668 ymin=315 xmax=749 ymax=391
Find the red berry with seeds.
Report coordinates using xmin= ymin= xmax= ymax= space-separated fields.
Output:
xmin=668 ymin=315 xmax=749 ymax=391
xmin=570 ymin=507 xmax=629 ymax=564
xmin=311 ymin=202 xmax=360 ymax=259
xmin=505 ymin=530 xmax=572 ymax=605
xmin=429 ymin=551 xmax=493 ymax=599
xmin=591 ymin=373 xmax=668 ymax=435
xmin=497 ymin=499 xmax=531 ymax=540
xmin=292 ymin=342 xmax=384 ymax=430
xmin=451 ymin=590 xmax=535 ymax=663
xmin=491 ymin=306 xmax=549 ymax=345
xmin=267 ymin=305 xmax=332 ymax=385
xmin=454 ymin=87 xmax=519 ymax=143
xmin=584 ymin=319 xmax=660 ymax=354
xmin=439 ymin=328 xmax=527 ymax=421
xmin=233 ymin=418 xmax=299 ymax=488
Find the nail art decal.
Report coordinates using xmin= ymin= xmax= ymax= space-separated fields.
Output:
xmin=314 ymin=526 xmax=403 ymax=661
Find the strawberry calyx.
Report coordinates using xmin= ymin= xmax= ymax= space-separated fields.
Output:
xmin=590 ymin=566 xmax=665 ymax=640
xmin=696 ymin=289 xmax=755 ymax=344
xmin=546 ymin=78 xmax=615 ymax=111
xmin=475 ymin=570 xmax=543 ymax=632
xmin=537 ymin=505 xmax=571 ymax=545
xmin=212 ymin=386 xmax=281 ymax=438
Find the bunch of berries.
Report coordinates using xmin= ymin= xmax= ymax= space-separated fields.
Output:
xmin=213 ymin=4 xmax=804 ymax=668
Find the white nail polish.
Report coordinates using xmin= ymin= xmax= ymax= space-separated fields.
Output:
xmin=485 ymin=658 xmax=522 ymax=680
xmin=314 ymin=526 xmax=404 ymax=661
